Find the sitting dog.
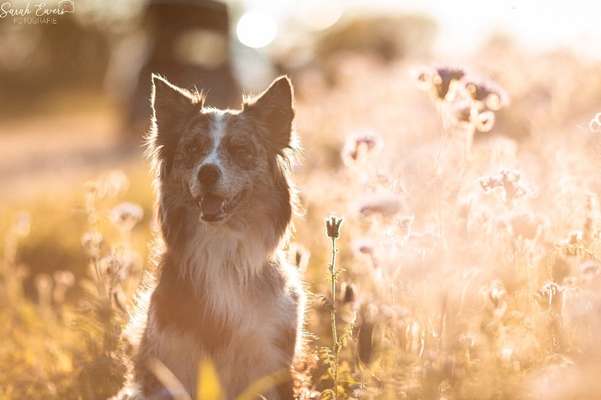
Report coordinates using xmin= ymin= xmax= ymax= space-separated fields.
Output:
xmin=115 ymin=75 xmax=305 ymax=400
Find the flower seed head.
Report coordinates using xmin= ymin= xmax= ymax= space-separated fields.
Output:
xmin=342 ymin=282 xmax=356 ymax=304
xmin=110 ymin=202 xmax=144 ymax=232
xmin=341 ymin=130 xmax=383 ymax=166
xmin=325 ymin=215 xmax=343 ymax=239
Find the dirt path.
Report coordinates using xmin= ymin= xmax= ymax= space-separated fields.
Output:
xmin=0 ymin=107 xmax=142 ymax=202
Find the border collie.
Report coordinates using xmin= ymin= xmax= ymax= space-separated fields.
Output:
xmin=115 ymin=75 xmax=304 ymax=400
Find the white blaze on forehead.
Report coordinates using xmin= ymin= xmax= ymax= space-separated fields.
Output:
xmin=204 ymin=111 xmax=227 ymax=166
xmin=189 ymin=110 xmax=228 ymax=197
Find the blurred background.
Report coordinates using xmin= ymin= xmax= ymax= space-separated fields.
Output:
xmin=2 ymin=0 xmax=600 ymax=198
xmin=3 ymin=1 xmax=601 ymax=398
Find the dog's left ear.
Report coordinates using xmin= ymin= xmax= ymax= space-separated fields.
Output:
xmin=244 ymin=76 xmax=295 ymax=151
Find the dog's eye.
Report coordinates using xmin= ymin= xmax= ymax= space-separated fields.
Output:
xmin=227 ymin=140 xmax=255 ymax=167
xmin=183 ymin=140 xmax=205 ymax=168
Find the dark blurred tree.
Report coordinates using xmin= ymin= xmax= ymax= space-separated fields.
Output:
xmin=120 ymin=0 xmax=241 ymax=142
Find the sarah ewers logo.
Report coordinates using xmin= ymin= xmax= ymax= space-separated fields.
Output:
xmin=0 ymin=1 xmax=75 ymax=24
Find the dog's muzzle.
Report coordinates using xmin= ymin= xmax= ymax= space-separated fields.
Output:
xmin=197 ymin=190 xmax=246 ymax=222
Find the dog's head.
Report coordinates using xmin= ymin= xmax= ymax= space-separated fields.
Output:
xmin=147 ymin=75 xmax=296 ymax=239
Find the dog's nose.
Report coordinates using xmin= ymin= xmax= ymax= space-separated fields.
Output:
xmin=197 ymin=164 xmax=221 ymax=188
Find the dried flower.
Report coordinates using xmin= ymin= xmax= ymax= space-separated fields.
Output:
xmin=352 ymin=239 xmax=375 ymax=256
xmin=110 ymin=202 xmax=144 ymax=232
xmin=81 ymin=231 xmax=103 ymax=258
xmin=449 ymin=100 xmax=474 ymax=125
xmin=325 ymin=215 xmax=343 ymax=239
xmin=341 ymin=282 xmax=356 ymax=304
xmin=97 ymin=251 xmax=135 ymax=285
xmin=479 ymin=169 xmax=528 ymax=205
xmin=416 ymin=66 xmax=466 ymax=101
xmin=341 ymin=131 xmax=382 ymax=166
xmin=357 ymin=193 xmax=402 ymax=217
xmin=99 ymin=170 xmax=130 ymax=198
xmin=473 ymin=109 xmax=496 ymax=132
xmin=464 ymin=78 xmax=509 ymax=111
xmin=288 ymin=243 xmax=310 ymax=273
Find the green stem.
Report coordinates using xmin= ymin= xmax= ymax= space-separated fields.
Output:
xmin=329 ymin=236 xmax=339 ymax=400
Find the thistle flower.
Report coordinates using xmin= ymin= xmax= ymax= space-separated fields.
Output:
xmin=81 ymin=231 xmax=103 ymax=258
xmin=98 ymin=170 xmax=130 ymax=199
xmin=416 ymin=66 xmax=466 ymax=101
xmin=473 ymin=109 xmax=496 ymax=132
xmin=325 ymin=215 xmax=343 ymax=239
xmin=356 ymin=193 xmax=402 ymax=217
xmin=464 ymin=78 xmax=509 ymax=111
xmin=341 ymin=131 xmax=383 ymax=166
xmin=97 ymin=251 xmax=134 ymax=285
xmin=110 ymin=202 xmax=144 ymax=232
xmin=449 ymin=99 xmax=474 ymax=126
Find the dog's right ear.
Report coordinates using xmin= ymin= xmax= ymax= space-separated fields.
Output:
xmin=148 ymin=74 xmax=203 ymax=172
xmin=150 ymin=74 xmax=202 ymax=133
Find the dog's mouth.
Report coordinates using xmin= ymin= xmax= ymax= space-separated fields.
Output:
xmin=197 ymin=190 xmax=246 ymax=222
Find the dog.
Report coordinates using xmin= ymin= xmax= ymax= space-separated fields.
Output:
xmin=115 ymin=74 xmax=305 ymax=400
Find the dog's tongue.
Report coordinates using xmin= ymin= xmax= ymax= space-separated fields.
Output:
xmin=200 ymin=194 xmax=224 ymax=217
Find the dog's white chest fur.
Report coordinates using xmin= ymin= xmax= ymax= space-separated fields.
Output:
xmin=180 ymin=224 xmax=273 ymax=315
xmin=142 ymin=226 xmax=302 ymax=398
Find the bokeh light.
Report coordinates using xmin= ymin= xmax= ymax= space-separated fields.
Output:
xmin=236 ymin=11 xmax=278 ymax=48
xmin=297 ymin=0 xmax=343 ymax=31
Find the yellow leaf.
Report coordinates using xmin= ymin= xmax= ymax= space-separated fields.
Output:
xmin=197 ymin=358 xmax=224 ymax=400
